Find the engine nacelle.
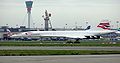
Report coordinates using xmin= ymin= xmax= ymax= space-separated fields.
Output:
xmin=85 ymin=36 xmax=100 ymax=39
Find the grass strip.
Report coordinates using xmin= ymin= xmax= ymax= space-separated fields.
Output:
xmin=0 ymin=42 xmax=120 ymax=46
xmin=0 ymin=50 xmax=120 ymax=56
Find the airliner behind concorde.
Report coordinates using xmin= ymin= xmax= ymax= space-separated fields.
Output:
xmin=10 ymin=28 xmax=114 ymax=41
xmin=97 ymin=22 xmax=120 ymax=34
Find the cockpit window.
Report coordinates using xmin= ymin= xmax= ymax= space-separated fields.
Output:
xmin=25 ymin=33 xmax=28 ymax=35
xmin=25 ymin=32 xmax=32 ymax=35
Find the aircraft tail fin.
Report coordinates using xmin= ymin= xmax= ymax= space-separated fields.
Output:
xmin=97 ymin=22 xmax=110 ymax=30
xmin=6 ymin=29 xmax=13 ymax=36
xmin=85 ymin=26 xmax=91 ymax=30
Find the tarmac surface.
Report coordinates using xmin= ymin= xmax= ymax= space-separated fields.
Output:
xmin=0 ymin=55 xmax=120 ymax=63
xmin=0 ymin=46 xmax=120 ymax=51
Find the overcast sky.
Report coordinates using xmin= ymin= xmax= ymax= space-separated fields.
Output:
xmin=0 ymin=0 xmax=120 ymax=29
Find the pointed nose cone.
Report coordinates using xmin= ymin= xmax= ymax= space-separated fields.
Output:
xmin=10 ymin=34 xmax=18 ymax=38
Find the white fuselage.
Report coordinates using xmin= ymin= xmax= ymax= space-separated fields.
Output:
xmin=11 ymin=30 xmax=114 ymax=39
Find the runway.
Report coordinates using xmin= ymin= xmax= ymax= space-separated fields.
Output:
xmin=0 ymin=55 xmax=120 ymax=63
xmin=0 ymin=46 xmax=120 ymax=51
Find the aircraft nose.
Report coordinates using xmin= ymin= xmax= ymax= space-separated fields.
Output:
xmin=10 ymin=34 xmax=17 ymax=37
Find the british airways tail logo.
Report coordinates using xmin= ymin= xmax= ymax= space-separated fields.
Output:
xmin=97 ymin=22 xmax=110 ymax=30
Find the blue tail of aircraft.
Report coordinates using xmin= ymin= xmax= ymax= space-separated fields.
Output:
xmin=85 ymin=26 xmax=91 ymax=30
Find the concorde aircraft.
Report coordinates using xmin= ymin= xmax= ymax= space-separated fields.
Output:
xmin=10 ymin=25 xmax=114 ymax=41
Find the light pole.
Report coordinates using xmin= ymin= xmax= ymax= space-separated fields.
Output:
xmin=116 ymin=21 xmax=119 ymax=29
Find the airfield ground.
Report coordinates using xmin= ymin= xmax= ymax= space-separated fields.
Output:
xmin=0 ymin=40 xmax=120 ymax=56
xmin=0 ymin=40 xmax=120 ymax=46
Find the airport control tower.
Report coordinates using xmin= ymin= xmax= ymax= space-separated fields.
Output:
xmin=25 ymin=0 xmax=33 ymax=28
